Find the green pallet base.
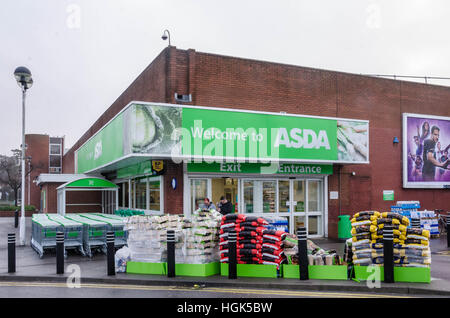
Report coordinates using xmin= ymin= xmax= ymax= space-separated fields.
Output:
xmin=126 ymin=262 xmax=220 ymax=277
xmin=175 ymin=263 xmax=220 ymax=277
xmin=126 ymin=262 xmax=167 ymax=275
xmin=220 ymin=263 xmax=279 ymax=278
xmin=283 ymin=265 xmax=348 ymax=280
xmin=353 ymin=266 xmax=430 ymax=283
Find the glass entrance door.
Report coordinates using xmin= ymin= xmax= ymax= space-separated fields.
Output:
xmin=291 ymin=178 xmax=324 ymax=238
xmin=188 ymin=176 xmax=325 ymax=237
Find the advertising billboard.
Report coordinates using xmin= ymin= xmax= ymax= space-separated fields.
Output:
xmin=76 ymin=102 xmax=369 ymax=173
xmin=403 ymin=113 xmax=450 ymax=188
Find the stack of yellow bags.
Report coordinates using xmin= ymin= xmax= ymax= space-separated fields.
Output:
xmin=350 ymin=211 xmax=380 ymax=266
xmin=395 ymin=227 xmax=431 ymax=267
xmin=369 ymin=212 xmax=409 ymax=265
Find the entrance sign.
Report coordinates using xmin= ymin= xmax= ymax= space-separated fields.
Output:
xmin=187 ymin=162 xmax=333 ymax=175
xmin=76 ymin=102 xmax=369 ymax=173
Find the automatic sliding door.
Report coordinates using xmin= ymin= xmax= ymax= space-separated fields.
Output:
xmin=307 ymin=179 xmax=324 ymax=236
xmin=242 ymin=180 xmax=277 ymax=214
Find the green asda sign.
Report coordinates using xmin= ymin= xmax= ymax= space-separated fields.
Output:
xmin=76 ymin=112 xmax=124 ymax=173
xmin=76 ymin=102 xmax=369 ymax=173
xmin=187 ymin=162 xmax=333 ymax=175
xmin=181 ymin=108 xmax=337 ymax=161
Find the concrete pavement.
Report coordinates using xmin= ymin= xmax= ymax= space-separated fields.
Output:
xmin=1 ymin=217 xmax=450 ymax=297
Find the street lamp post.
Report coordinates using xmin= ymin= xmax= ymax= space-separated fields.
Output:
xmin=14 ymin=66 xmax=33 ymax=246
xmin=161 ymin=29 xmax=171 ymax=46
xmin=27 ymin=156 xmax=32 ymax=206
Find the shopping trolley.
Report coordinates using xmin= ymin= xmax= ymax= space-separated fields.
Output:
xmin=46 ymin=214 xmax=85 ymax=257
xmin=31 ymin=215 xmax=60 ymax=258
xmin=79 ymin=213 xmax=127 ymax=250
xmin=65 ymin=214 xmax=108 ymax=257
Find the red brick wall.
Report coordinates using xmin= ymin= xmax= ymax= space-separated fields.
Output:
xmin=163 ymin=161 xmax=184 ymax=215
xmin=65 ymin=190 xmax=102 ymax=213
xmin=25 ymin=134 xmax=49 ymax=209
xmin=61 ymin=47 xmax=450 ymax=238
xmin=42 ymin=183 xmax=61 ymax=213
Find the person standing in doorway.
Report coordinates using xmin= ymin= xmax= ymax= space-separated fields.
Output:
xmin=422 ymin=126 xmax=450 ymax=181
xmin=217 ymin=196 xmax=233 ymax=215
xmin=203 ymin=198 xmax=216 ymax=211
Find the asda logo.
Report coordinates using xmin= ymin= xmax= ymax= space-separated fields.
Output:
xmin=274 ymin=128 xmax=331 ymax=149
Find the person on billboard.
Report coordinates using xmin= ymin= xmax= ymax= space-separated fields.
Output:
xmin=436 ymin=142 xmax=450 ymax=180
xmin=417 ymin=121 xmax=430 ymax=143
xmin=413 ymin=135 xmax=423 ymax=157
xmin=412 ymin=122 xmax=429 ymax=158
xmin=409 ymin=153 xmax=423 ymax=181
xmin=422 ymin=126 xmax=450 ymax=181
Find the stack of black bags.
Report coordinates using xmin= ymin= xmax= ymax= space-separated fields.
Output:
xmin=219 ymin=214 xmax=269 ymax=264
xmin=261 ymin=230 xmax=287 ymax=268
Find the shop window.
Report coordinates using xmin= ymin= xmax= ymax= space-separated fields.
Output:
xmin=130 ymin=180 xmax=135 ymax=209
xmin=308 ymin=215 xmax=322 ymax=236
xmin=294 ymin=216 xmax=306 ymax=234
xmin=243 ymin=181 xmax=254 ymax=213
xmin=308 ymin=180 xmax=323 ymax=212
xmin=293 ymin=180 xmax=305 ymax=212
xmin=124 ymin=182 xmax=129 ymax=208
xmin=135 ymin=178 xmax=147 ymax=210
xmin=278 ymin=180 xmax=290 ymax=212
xmin=191 ymin=179 xmax=208 ymax=212
xmin=149 ymin=179 xmax=161 ymax=211
xmin=118 ymin=183 xmax=123 ymax=207
xmin=212 ymin=178 xmax=238 ymax=213
xmin=242 ymin=180 xmax=275 ymax=214
xmin=262 ymin=181 xmax=276 ymax=213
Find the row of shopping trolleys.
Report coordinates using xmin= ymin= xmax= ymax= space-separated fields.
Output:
xmin=31 ymin=213 xmax=127 ymax=258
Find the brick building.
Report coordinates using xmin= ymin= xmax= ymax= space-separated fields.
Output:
xmin=29 ymin=46 xmax=450 ymax=239
xmin=24 ymin=134 xmax=63 ymax=210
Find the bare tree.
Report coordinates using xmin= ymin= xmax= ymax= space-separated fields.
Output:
xmin=0 ymin=149 xmax=37 ymax=207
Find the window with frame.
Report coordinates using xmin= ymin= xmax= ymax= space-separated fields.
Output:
xmin=149 ymin=179 xmax=161 ymax=211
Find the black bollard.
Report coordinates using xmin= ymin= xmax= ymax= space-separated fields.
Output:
xmin=8 ymin=233 xmax=16 ymax=273
xmin=56 ymin=232 xmax=64 ymax=274
xmin=297 ymin=227 xmax=309 ymax=280
xmin=383 ymin=225 xmax=394 ymax=283
xmin=14 ymin=210 xmax=19 ymax=228
xmin=167 ymin=230 xmax=176 ymax=277
xmin=107 ymin=231 xmax=115 ymax=276
xmin=447 ymin=215 xmax=450 ymax=248
xmin=228 ymin=231 xmax=237 ymax=279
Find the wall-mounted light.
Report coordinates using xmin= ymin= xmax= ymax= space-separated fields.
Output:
xmin=393 ymin=137 xmax=399 ymax=144
xmin=351 ymin=171 xmax=356 ymax=176
xmin=171 ymin=177 xmax=177 ymax=190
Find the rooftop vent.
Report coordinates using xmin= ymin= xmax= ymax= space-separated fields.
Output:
xmin=174 ymin=93 xmax=192 ymax=103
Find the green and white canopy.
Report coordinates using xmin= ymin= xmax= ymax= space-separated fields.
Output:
xmin=57 ymin=177 xmax=118 ymax=216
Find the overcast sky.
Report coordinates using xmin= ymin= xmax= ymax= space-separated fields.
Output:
xmin=1 ymin=0 xmax=450 ymax=156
